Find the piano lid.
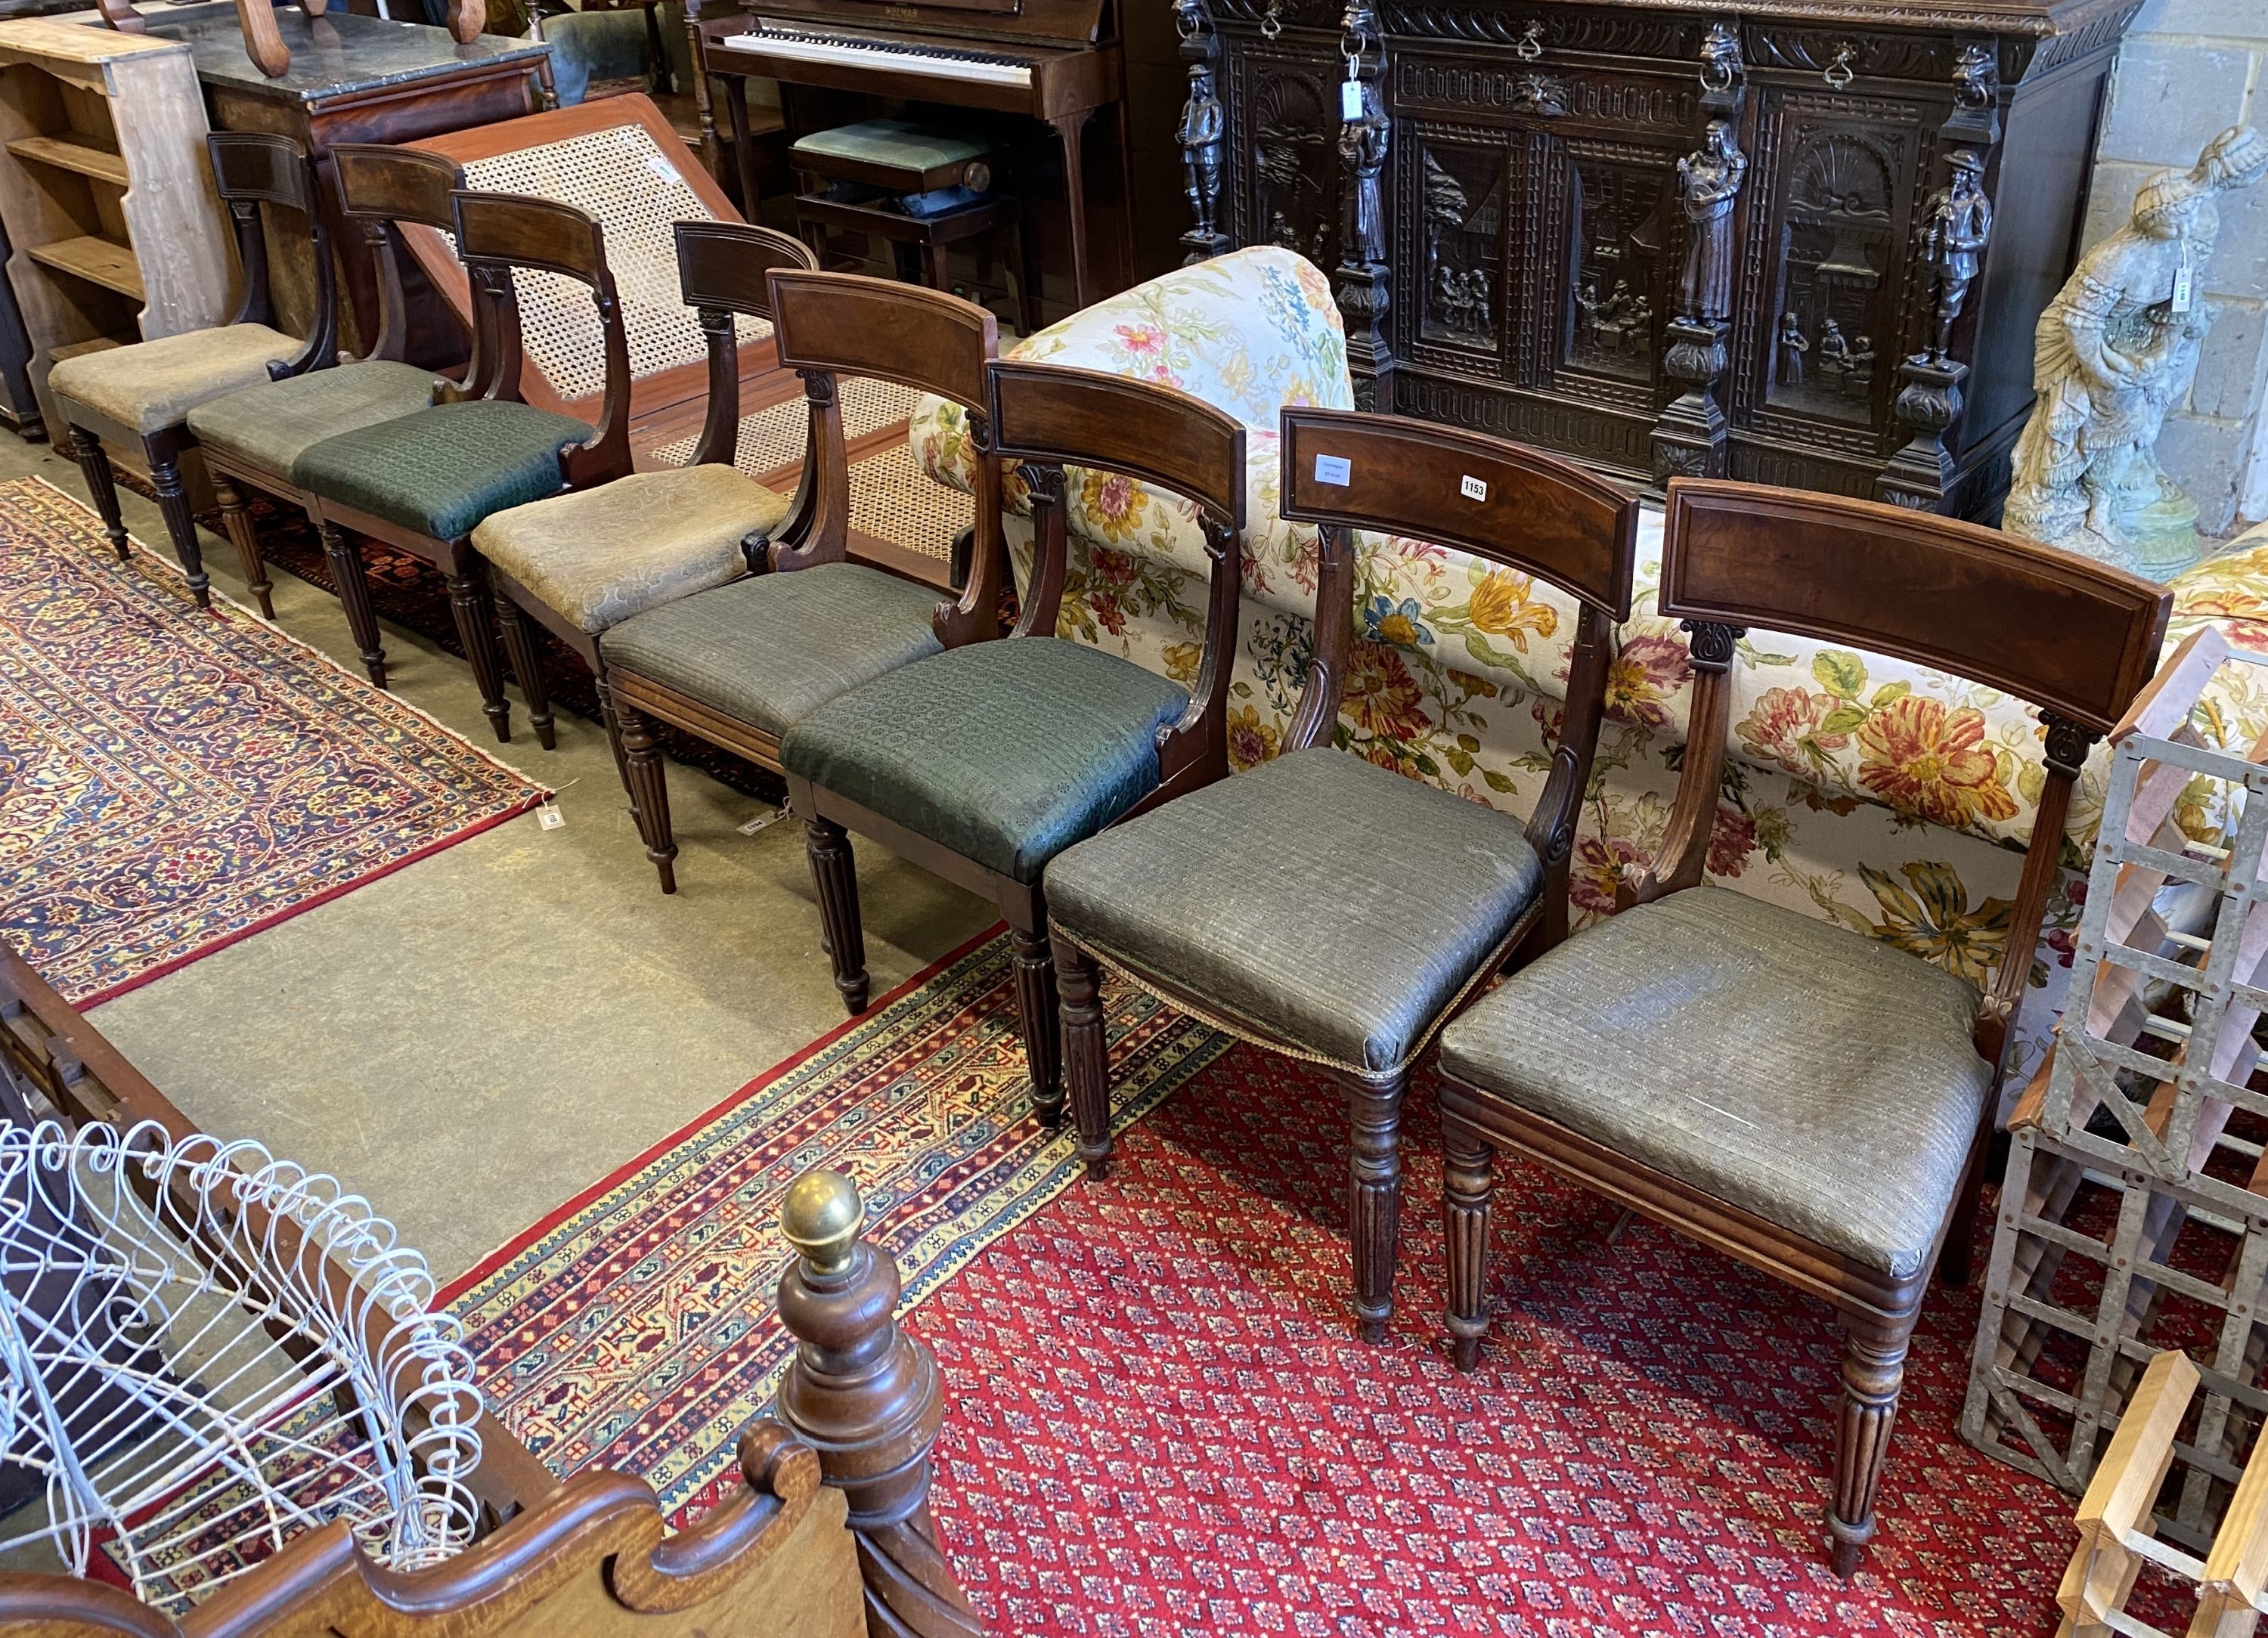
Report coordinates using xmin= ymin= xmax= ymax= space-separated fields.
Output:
xmin=754 ymin=0 xmax=1108 ymax=48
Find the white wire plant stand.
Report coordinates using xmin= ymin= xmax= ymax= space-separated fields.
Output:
xmin=0 ymin=1116 xmax=485 ymax=1610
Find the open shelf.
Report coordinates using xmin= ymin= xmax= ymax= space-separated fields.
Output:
xmin=29 ymin=234 xmax=144 ymax=302
xmin=48 ymin=335 xmax=120 ymax=363
xmin=6 ymin=133 xmax=127 ymax=187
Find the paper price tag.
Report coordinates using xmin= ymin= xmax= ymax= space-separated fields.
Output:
xmin=2171 ymin=251 xmax=2195 ymax=314
xmin=1341 ymin=78 xmax=1363 ymax=119
xmin=1460 ymin=474 xmax=1489 ymax=502
xmin=738 ymin=806 xmax=790 ymax=837
xmin=538 ymin=797 xmax=565 ymax=831
xmin=1315 ymin=454 xmax=1352 ymax=486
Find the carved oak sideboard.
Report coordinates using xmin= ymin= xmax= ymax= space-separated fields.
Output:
xmin=1167 ymin=0 xmax=2141 ymax=516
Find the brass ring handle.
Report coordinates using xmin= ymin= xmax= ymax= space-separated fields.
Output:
xmin=1823 ymin=43 xmax=1856 ymax=88
xmin=1515 ymin=20 xmax=1545 ymax=60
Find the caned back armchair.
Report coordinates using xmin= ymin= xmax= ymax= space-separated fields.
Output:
xmin=1043 ymin=407 xmax=1640 ymax=1339
xmin=1435 ymin=478 xmax=2170 ymax=1573
xmin=596 ymin=262 xmax=1008 ymax=893
xmin=779 ymin=361 xmax=1247 ymax=1119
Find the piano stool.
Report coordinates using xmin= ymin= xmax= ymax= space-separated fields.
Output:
xmin=790 ymin=119 xmax=1040 ymax=336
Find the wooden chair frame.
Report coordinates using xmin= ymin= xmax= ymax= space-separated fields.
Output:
xmin=1435 ymin=478 xmax=2172 ymax=1575
xmin=61 ymin=132 xmax=334 ymax=612
xmin=196 ymin=144 xmax=469 ymax=655
xmin=1048 ymin=405 xmax=1639 ymax=1342
xmin=301 ymin=189 xmax=637 ymax=747
xmin=604 ymin=262 xmax=1011 ymax=893
xmin=783 ymin=358 xmax=1247 ymax=1121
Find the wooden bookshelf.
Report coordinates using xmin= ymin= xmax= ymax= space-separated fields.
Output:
xmin=0 ymin=18 xmax=229 ymax=438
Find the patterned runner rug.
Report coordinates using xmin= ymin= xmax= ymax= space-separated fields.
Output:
xmin=0 ymin=478 xmax=547 ymax=1003
xmin=448 ymin=933 xmax=2090 ymax=1635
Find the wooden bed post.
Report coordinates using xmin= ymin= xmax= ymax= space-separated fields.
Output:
xmin=775 ymin=1171 xmax=985 ymax=1637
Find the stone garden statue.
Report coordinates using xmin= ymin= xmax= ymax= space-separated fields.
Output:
xmin=2003 ymin=125 xmax=2268 ymax=578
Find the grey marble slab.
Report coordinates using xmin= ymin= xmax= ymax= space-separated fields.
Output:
xmin=145 ymin=1 xmax=547 ymax=101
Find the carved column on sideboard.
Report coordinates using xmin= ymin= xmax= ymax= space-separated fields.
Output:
xmin=773 ymin=1170 xmax=984 ymax=1638
xmin=1877 ymin=43 xmax=2001 ymax=512
xmin=1176 ymin=0 xmax=1232 ymax=265
xmin=1334 ymin=0 xmax=1391 ymax=409
xmin=1650 ymin=20 xmax=1746 ymax=487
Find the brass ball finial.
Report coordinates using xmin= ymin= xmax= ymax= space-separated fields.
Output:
xmin=780 ymin=1169 xmax=864 ymax=1274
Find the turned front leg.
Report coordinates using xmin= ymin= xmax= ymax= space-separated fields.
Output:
xmin=147 ymin=451 xmax=209 ymax=608
xmin=1053 ymin=934 xmax=1108 ymax=1168
xmin=1346 ymin=1067 xmax=1408 ymax=1345
xmin=617 ymin=702 xmax=678 ymax=894
xmin=445 ymin=568 xmax=513 ymax=743
xmin=494 ymin=596 xmax=555 ymax=751
xmin=210 ymin=475 xmax=272 ymax=618
xmin=1010 ymin=926 xmax=1064 ymax=1128
xmin=1828 ymin=1325 xmax=1911 ymax=1578
xmin=1442 ymin=1115 xmax=1497 ymax=1370
xmin=804 ymin=816 xmax=869 ymax=1014
xmin=68 ymin=426 xmax=130 ymax=562
xmin=318 ymin=523 xmax=387 ymax=687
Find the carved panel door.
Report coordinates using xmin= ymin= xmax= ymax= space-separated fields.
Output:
xmin=1734 ymin=85 xmax=1932 ymax=470
xmin=1527 ymin=133 xmax=1682 ymax=414
xmin=1223 ymin=33 xmax=1345 ymax=271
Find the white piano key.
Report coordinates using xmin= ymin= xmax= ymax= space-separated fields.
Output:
xmin=721 ymin=26 xmax=1035 ymax=88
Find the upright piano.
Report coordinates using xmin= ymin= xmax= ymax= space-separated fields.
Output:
xmin=693 ymin=0 xmax=1129 ymax=309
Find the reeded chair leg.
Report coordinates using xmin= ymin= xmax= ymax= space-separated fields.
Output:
xmin=1346 ymin=1067 xmax=1408 ymax=1345
xmin=494 ymin=596 xmax=555 ymax=751
xmin=617 ymin=703 xmax=677 ymax=895
xmin=318 ymin=522 xmax=386 ymax=687
xmin=1442 ymin=1116 xmax=1496 ymax=1370
xmin=1011 ymin=925 xmax=1064 ymax=1128
xmin=804 ymin=816 xmax=869 ymax=1014
xmin=1053 ymin=935 xmax=1108 ymax=1169
xmin=594 ymin=674 xmax=636 ymax=813
xmin=444 ymin=569 xmax=513 ymax=743
xmin=67 ymin=425 xmax=130 ymax=562
xmin=1827 ymin=1324 xmax=1910 ymax=1578
xmin=146 ymin=447 xmax=209 ymax=608
xmin=210 ymin=475 xmax=271 ymax=618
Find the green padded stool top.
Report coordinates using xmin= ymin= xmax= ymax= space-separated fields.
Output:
xmin=792 ymin=119 xmax=993 ymax=189
xmin=292 ymin=400 xmax=591 ymax=542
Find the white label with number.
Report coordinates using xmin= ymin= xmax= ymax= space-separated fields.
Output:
xmin=1341 ymin=78 xmax=1362 ymax=119
xmin=2171 ymin=249 xmax=2195 ymax=314
xmin=1315 ymin=454 xmax=1351 ymax=485
xmin=538 ymin=799 xmax=565 ymax=831
xmin=1460 ymin=474 xmax=1489 ymax=502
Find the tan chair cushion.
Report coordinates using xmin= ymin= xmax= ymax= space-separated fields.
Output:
xmin=472 ymin=465 xmax=792 ymax=634
xmin=50 ymin=325 xmax=301 ymax=434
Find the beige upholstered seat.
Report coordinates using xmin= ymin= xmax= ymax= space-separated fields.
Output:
xmin=471 ymin=465 xmax=792 ymax=635
xmin=1437 ymin=885 xmax=1991 ymax=1278
xmin=187 ymin=361 xmax=438 ymax=476
xmin=49 ymin=324 xmax=301 ymax=433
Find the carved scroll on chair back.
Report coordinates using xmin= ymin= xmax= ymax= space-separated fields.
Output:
xmin=597 ymin=263 xmax=1008 ymax=893
xmin=0 ymin=946 xmax=983 ymax=1636
xmin=1042 ymin=406 xmax=1637 ymax=1341
xmin=1431 ymin=479 xmax=2170 ymax=1575
xmin=780 ymin=360 xmax=1247 ymax=1122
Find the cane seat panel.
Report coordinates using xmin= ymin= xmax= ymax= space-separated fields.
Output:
xmin=1046 ymin=749 xmax=1543 ymax=1074
xmin=781 ymin=637 xmax=1187 ymax=884
xmin=1438 ymin=885 xmax=1990 ymax=1278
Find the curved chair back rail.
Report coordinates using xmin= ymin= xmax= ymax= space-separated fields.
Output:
xmin=451 ymin=189 xmax=634 ymax=489
xmin=767 ymin=268 xmax=999 ymax=415
xmin=1643 ymin=477 xmax=2173 ymax=1063
xmin=757 ymin=268 xmax=1005 ymax=640
xmin=1662 ymin=481 xmax=2167 ymax=735
xmin=206 ymin=132 xmax=333 ymax=380
xmin=986 ymin=358 xmax=1247 ymax=537
xmin=1280 ymin=406 xmax=1638 ymax=622
xmin=328 ymin=143 xmax=472 ymax=387
xmin=671 ymin=220 xmax=816 ymax=472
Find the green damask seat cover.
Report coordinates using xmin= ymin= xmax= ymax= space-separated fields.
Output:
xmin=187 ymin=361 xmax=438 ymax=477
xmin=1045 ymin=748 xmax=1543 ymax=1075
xmin=292 ymin=401 xmax=591 ymax=541
xmin=1438 ymin=885 xmax=1991 ymax=1278
xmin=600 ymin=562 xmax=943 ymax=738
xmin=780 ymin=636 xmax=1188 ymax=883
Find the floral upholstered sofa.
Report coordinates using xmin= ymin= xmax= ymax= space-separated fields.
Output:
xmin=907 ymin=246 xmax=2268 ymax=1089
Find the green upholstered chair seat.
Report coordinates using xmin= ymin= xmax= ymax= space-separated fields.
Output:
xmin=1046 ymin=748 xmax=1542 ymax=1075
xmin=51 ymin=324 xmax=300 ymax=434
xmin=186 ymin=361 xmax=438 ymax=477
xmin=292 ymin=400 xmax=592 ymax=541
xmin=475 ymin=465 xmax=792 ymax=634
xmin=600 ymin=561 xmax=943 ymax=739
xmin=1437 ymin=886 xmax=1991 ymax=1278
xmin=792 ymin=119 xmax=993 ymax=175
xmin=780 ymin=636 xmax=1188 ymax=884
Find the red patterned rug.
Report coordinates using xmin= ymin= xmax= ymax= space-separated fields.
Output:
xmin=447 ymin=932 xmax=2082 ymax=1635
xmin=0 ymin=478 xmax=547 ymax=1004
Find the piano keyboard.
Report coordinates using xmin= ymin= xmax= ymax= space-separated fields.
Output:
xmin=720 ymin=21 xmax=1036 ymax=88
